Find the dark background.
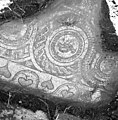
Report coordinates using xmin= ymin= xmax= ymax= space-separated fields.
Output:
xmin=0 ymin=0 xmax=55 ymax=25
xmin=99 ymin=0 xmax=118 ymax=53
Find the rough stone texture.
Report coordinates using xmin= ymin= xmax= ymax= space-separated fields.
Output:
xmin=99 ymin=0 xmax=118 ymax=53
xmin=0 ymin=0 xmax=54 ymax=25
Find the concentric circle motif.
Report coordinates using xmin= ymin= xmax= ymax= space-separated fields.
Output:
xmin=32 ymin=25 xmax=88 ymax=78
xmin=45 ymin=26 xmax=88 ymax=66
xmin=0 ymin=22 xmax=35 ymax=49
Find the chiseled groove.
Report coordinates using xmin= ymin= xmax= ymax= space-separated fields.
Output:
xmin=0 ymin=1 xmax=109 ymax=104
